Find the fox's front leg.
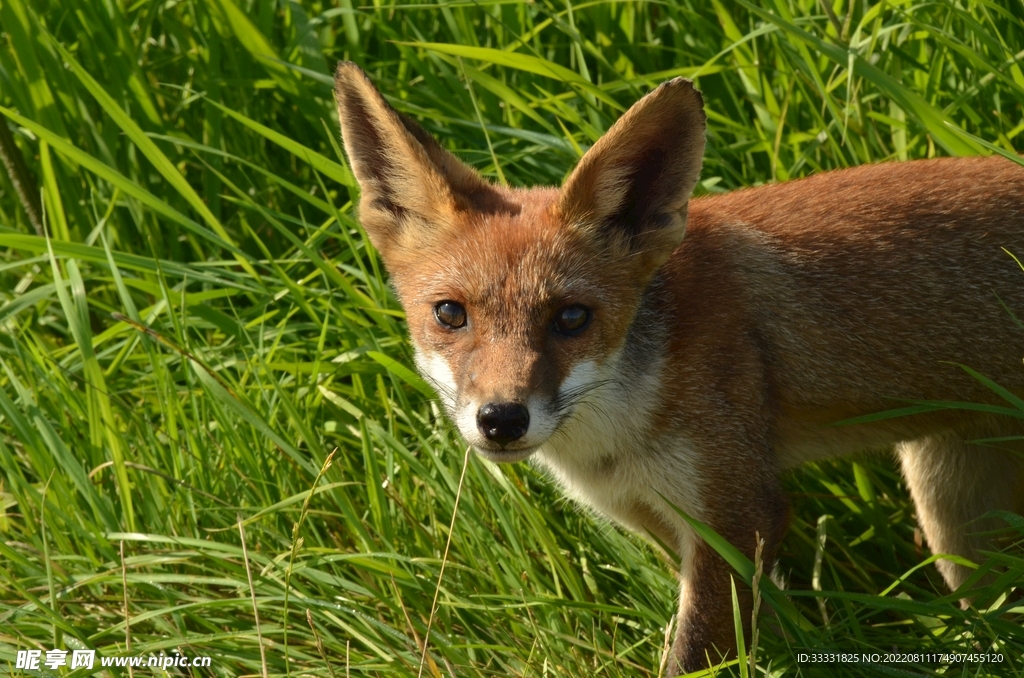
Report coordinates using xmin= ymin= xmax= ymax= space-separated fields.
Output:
xmin=666 ymin=474 xmax=789 ymax=675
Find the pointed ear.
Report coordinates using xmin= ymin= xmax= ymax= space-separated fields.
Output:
xmin=558 ymin=78 xmax=706 ymax=272
xmin=333 ymin=62 xmax=510 ymax=255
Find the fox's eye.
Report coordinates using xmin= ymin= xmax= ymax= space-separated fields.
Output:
xmin=552 ymin=305 xmax=592 ymax=336
xmin=434 ymin=301 xmax=467 ymax=329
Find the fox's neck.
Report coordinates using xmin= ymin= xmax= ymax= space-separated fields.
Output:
xmin=534 ymin=281 xmax=671 ymax=479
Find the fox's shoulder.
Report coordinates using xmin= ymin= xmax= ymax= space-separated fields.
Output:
xmin=659 ymin=155 xmax=1024 ymax=344
xmin=687 ymin=155 xmax=1024 ymax=241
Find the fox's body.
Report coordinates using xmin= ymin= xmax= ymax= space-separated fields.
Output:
xmin=539 ymin=154 xmax=1024 ymax=544
xmin=334 ymin=63 xmax=1024 ymax=673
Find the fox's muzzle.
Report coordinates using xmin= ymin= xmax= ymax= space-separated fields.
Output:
xmin=476 ymin=401 xmax=530 ymax=446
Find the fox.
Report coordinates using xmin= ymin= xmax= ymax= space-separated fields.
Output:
xmin=332 ymin=61 xmax=1024 ymax=673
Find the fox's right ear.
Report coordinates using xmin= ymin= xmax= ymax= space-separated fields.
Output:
xmin=559 ymin=78 xmax=706 ymax=276
xmin=333 ymin=62 xmax=507 ymax=256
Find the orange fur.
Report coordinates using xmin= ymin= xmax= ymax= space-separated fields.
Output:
xmin=334 ymin=62 xmax=1024 ymax=674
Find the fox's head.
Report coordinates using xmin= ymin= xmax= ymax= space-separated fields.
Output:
xmin=334 ymin=63 xmax=705 ymax=463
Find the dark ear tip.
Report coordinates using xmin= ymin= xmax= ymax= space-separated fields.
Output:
xmin=334 ymin=61 xmax=369 ymax=93
xmin=662 ymin=76 xmax=695 ymax=88
xmin=656 ymin=77 xmax=706 ymax=123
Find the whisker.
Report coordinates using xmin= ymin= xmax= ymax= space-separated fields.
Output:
xmin=552 ymin=378 xmax=617 ymax=413
xmin=418 ymin=372 xmax=457 ymax=403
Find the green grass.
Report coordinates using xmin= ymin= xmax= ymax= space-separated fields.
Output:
xmin=1 ymin=0 xmax=1023 ymax=676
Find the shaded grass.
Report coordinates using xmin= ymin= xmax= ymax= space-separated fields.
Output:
xmin=1 ymin=0 xmax=1023 ymax=676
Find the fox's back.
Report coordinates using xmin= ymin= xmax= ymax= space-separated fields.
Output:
xmin=666 ymin=156 xmax=1024 ymax=451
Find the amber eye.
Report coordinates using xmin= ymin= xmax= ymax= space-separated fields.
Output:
xmin=552 ymin=305 xmax=592 ymax=336
xmin=434 ymin=301 xmax=467 ymax=329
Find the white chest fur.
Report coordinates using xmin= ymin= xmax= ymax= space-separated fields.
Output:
xmin=533 ymin=353 xmax=704 ymax=557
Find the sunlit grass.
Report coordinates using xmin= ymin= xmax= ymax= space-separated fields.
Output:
xmin=1 ymin=0 xmax=1023 ymax=676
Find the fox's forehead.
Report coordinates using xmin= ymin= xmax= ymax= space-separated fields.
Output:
xmin=395 ymin=188 xmax=607 ymax=308
xmin=443 ymin=225 xmax=593 ymax=305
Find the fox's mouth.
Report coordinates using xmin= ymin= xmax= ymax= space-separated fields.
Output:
xmin=472 ymin=443 xmax=539 ymax=464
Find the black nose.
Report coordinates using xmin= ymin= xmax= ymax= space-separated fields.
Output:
xmin=477 ymin=402 xmax=530 ymax=446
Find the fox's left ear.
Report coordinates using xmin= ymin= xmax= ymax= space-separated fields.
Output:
xmin=333 ymin=62 xmax=510 ymax=258
xmin=559 ymin=78 xmax=706 ymax=273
